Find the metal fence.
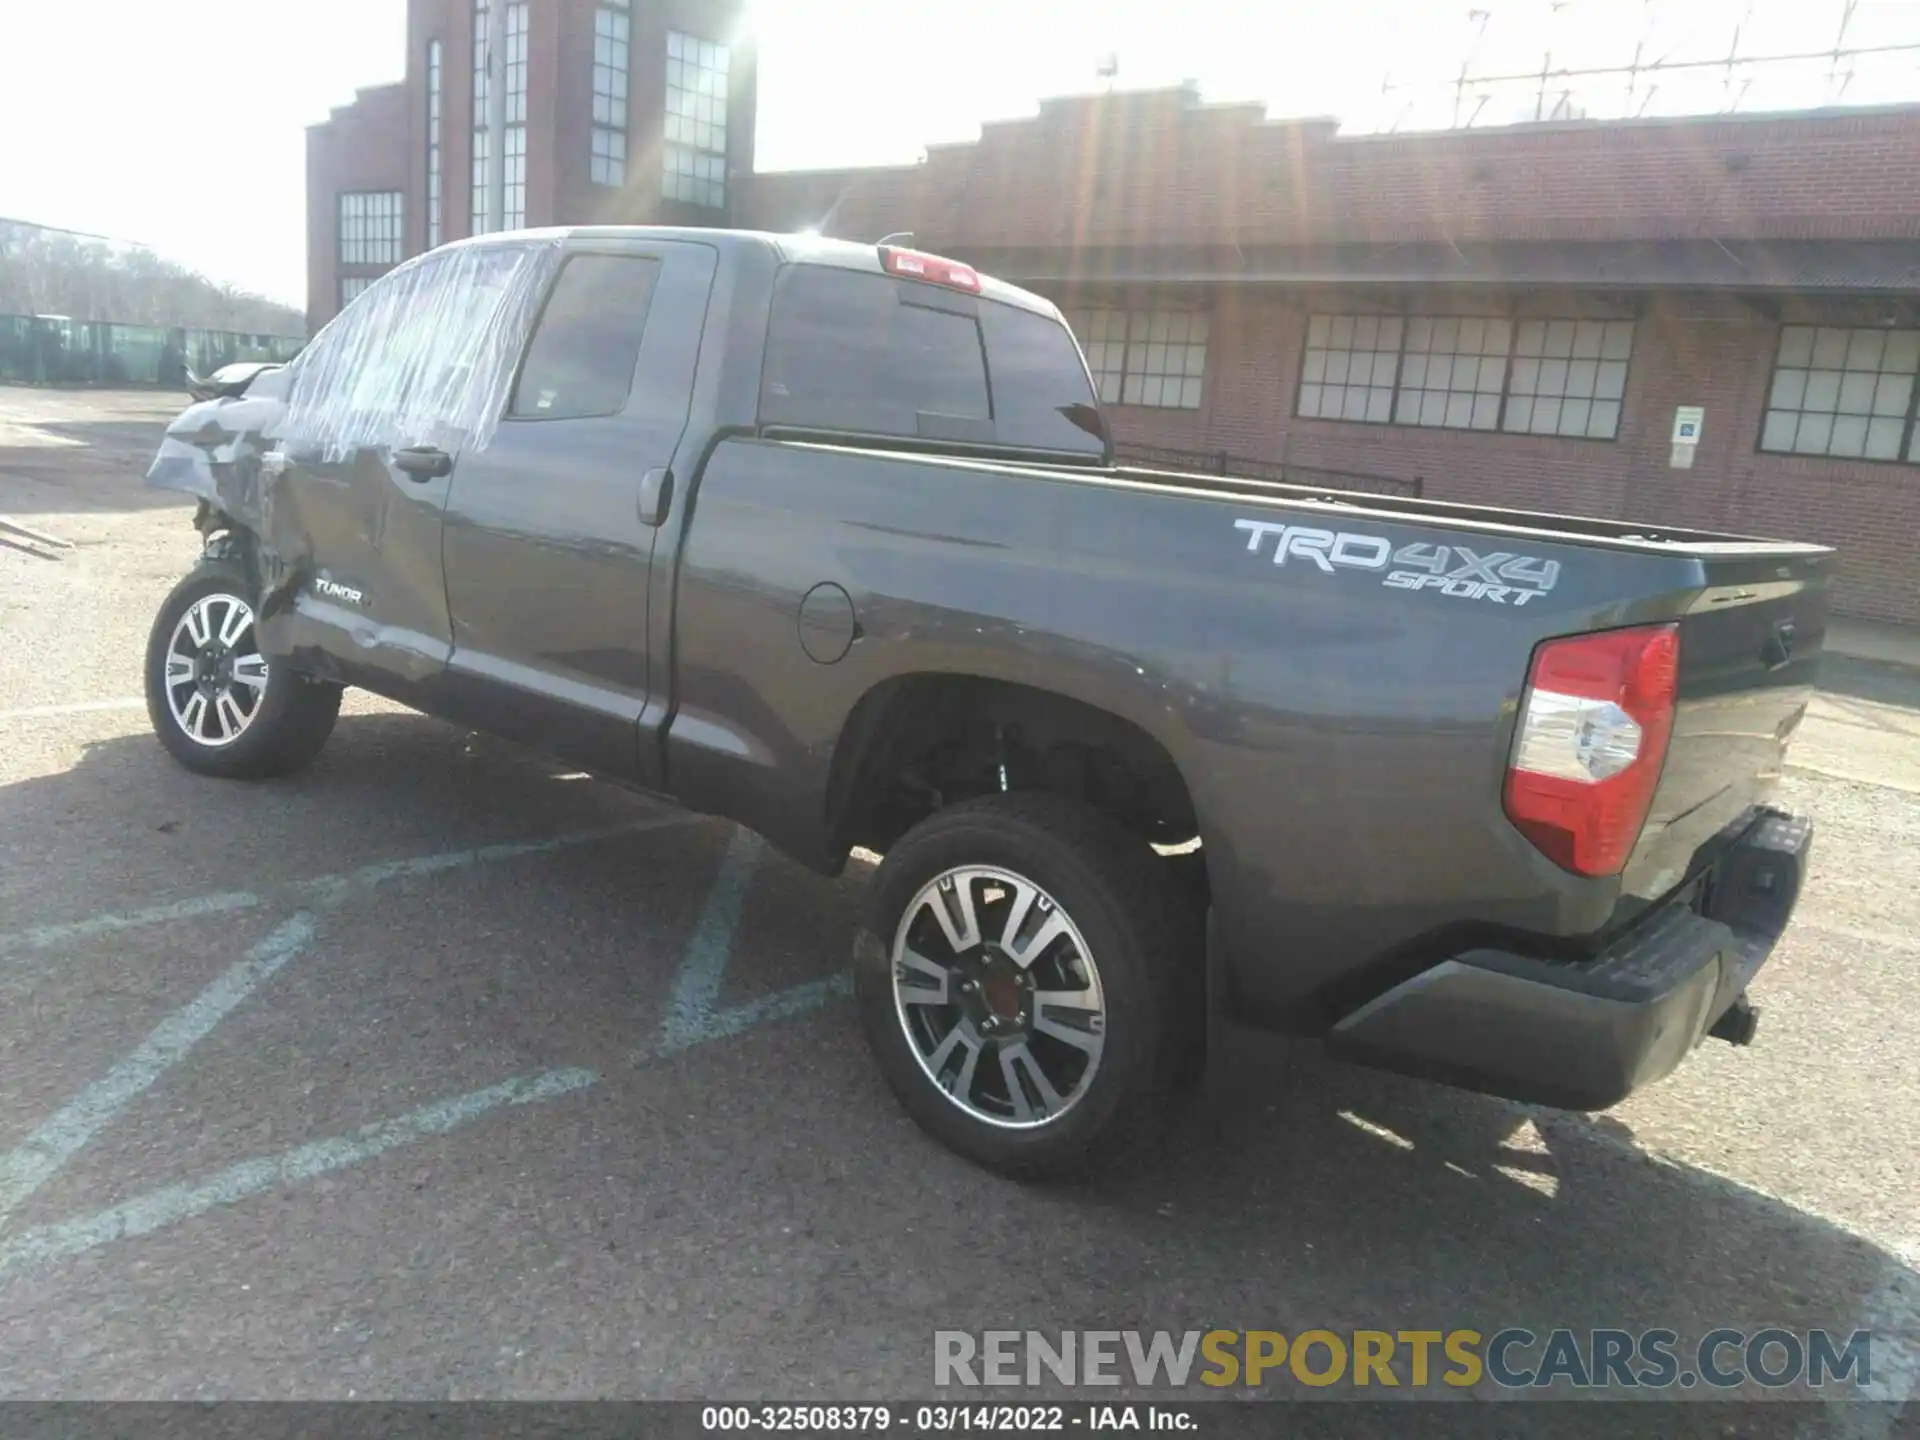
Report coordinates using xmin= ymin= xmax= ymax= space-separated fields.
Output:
xmin=0 ymin=314 xmax=304 ymax=388
xmin=1112 ymin=442 xmax=1425 ymax=499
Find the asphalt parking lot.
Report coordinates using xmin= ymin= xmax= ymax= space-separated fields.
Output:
xmin=0 ymin=386 xmax=1915 ymax=1431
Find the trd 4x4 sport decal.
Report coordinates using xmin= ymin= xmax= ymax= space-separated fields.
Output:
xmin=1233 ymin=518 xmax=1561 ymax=607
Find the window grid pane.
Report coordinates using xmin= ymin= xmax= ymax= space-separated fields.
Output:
xmin=1504 ymin=319 xmax=1630 ymax=438
xmin=339 ymin=275 xmax=374 ymax=309
xmin=1396 ymin=316 xmax=1508 ymax=432
xmin=425 ymin=40 xmax=443 ymax=248
xmin=504 ymin=122 xmax=526 ymax=231
xmin=471 ymin=1 xmax=529 ymax=232
xmin=1760 ymin=324 xmax=1920 ymax=462
xmin=338 ymin=191 xmax=403 ymax=266
xmin=1297 ymin=313 xmax=1633 ymax=441
xmin=662 ymin=30 xmax=729 ymax=207
xmin=590 ymin=5 xmax=629 ymax=186
xmin=1068 ymin=307 xmax=1207 ymax=410
xmin=505 ymin=2 xmax=527 ymax=124
xmin=1299 ymin=314 xmax=1401 ymax=426
xmin=471 ymin=0 xmax=489 ymax=232
xmin=505 ymin=3 xmax=527 ymax=227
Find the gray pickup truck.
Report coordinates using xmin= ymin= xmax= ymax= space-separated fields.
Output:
xmin=144 ymin=228 xmax=1829 ymax=1175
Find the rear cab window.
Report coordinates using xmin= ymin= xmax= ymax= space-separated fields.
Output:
xmin=758 ymin=264 xmax=1106 ymax=458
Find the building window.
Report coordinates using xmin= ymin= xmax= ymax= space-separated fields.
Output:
xmin=339 ymin=275 xmax=374 ymax=310
xmin=663 ymin=30 xmax=728 ymax=208
xmin=338 ymin=192 xmax=402 ymax=266
xmin=1505 ymin=320 xmax=1632 ymax=439
xmin=505 ymin=118 xmax=526 ymax=230
xmin=1760 ymin=325 xmax=1920 ymax=462
xmin=1069 ymin=307 xmax=1208 ymax=409
xmin=471 ymin=0 xmax=489 ymax=234
xmin=1297 ymin=312 xmax=1633 ymax=440
xmin=471 ymin=0 xmax=527 ymax=233
xmin=505 ymin=0 xmax=527 ymax=228
xmin=1398 ymin=317 xmax=1509 ymax=431
xmin=591 ymin=3 xmax=629 ymax=186
xmin=1299 ymin=315 xmax=1400 ymax=424
xmin=426 ymin=39 xmax=443 ymax=249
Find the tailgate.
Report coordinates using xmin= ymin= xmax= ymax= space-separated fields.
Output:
xmin=1621 ymin=551 xmax=1830 ymax=908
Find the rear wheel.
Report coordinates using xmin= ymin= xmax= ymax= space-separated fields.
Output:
xmin=144 ymin=560 xmax=342 ymax=779
xmin=853 ymin=794 xmax=1190 ymax=1177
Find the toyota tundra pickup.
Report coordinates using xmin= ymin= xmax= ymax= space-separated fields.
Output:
xmin=143 ymin=228 xmax=1829 ymax=1175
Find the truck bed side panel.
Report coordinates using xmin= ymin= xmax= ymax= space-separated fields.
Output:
xmin=665 ymin=439 xmax=1725 ymax=1021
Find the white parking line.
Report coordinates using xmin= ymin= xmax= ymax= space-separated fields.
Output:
xmin=0 ymin=814 xmax=697 ymax=960
xmin=656 ymin=828 xmax=766 ymax=1054
xmin=678 ymin=972 xmax=852 ymax=1047
xmin=0 ymin=807 xmax=862 ymax=1279
xmin=0 ymin=912 xmax=316 ymax=1228
xmin=0 ymin=1067 xmax=598 ymax=1276
xmin=0 ymin=697 xmax=146 ymax=723
xmin=0 ymin=814 xmax=705 ymax=1241
xmin=0 ymin=890 xmax=263 ymax=959
xmin=291 ymin=817 xmax=693 ymax=907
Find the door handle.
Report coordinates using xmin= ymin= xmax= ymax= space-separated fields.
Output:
xmin=638 ymin=466 xmax=674 ymax=527
xmin=394 ymin=445 xmax=454 ymax=480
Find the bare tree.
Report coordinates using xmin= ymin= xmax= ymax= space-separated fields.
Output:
xmin=0 ymin=219 xmax=302 ymax=335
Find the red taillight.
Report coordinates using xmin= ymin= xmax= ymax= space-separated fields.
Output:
xmin=1503 ymin=623 xmax=1680 ymax=877
xmin=880 ymin=245 xmax=982 ymax=293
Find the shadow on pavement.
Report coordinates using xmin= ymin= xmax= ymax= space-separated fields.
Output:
xmin=1820 ymin=653 xmax=1920 ymax=710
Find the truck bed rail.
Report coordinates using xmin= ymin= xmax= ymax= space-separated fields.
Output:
xmin=1112 ymin=443 xmax=1425 ymax=499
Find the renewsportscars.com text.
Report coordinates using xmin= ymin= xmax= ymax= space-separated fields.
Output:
xmin=933 ymin=1328 xmax=1876 ymax=1391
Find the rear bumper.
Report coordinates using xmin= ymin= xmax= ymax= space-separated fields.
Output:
xmin=1325 ymin=810 xmax=1812 ymax=1111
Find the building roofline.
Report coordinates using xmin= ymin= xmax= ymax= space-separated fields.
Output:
xmin=743 ymin=89 xmax=1920 ymax=187
xmin=964 ymin=238 xmax=1920 ymax=295
xmin=309 ymin=80 xmax=408 ymax=132
xmin=1330 ymin=98 xmax=1920 ymax=144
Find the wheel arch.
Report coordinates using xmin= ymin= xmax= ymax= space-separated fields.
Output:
xmin=825 ymin=671 xmax=1202 ymax=862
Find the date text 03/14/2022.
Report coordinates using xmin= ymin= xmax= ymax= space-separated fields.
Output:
xmin=699 ymin=1404 xmax=1196 ymax=1432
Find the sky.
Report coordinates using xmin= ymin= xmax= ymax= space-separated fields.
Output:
xmin=2 ymin=0 xmax=1916 ymax=308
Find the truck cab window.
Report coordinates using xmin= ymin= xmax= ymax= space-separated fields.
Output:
xmin=510 ymin=254 xmax=662 ymax=420
xmin=979 ymin=301 xmax=1105 ymax=455
xmin=285 ymin=242 xmax=550 ymax=457
xmin=760 ymin=266 xmax=990 ymax=439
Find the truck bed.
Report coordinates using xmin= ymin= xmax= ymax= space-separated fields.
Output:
xmin=1099 ymin=456 xmax=1834 ymax=555
xmin=752 ymin=437 xmax=1832 ymax=968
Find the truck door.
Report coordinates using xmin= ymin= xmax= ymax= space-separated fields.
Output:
xmin=263 ymin=244 xmax=538 ymax=696
xmin=438 ymin=238 xmax=717 ymax=778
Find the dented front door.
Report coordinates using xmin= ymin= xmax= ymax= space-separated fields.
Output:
xmin=261 ymin=244 xmax=541 ymax=695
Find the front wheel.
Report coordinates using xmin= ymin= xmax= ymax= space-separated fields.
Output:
xmin=853 ymin=794 xmax=1190 ymax=1178
xmin=144 ymin=560 xmax=342 ymax=779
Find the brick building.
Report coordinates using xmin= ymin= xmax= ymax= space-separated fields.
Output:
xmin=308 ymin=0 xmax=754 ymax=318
xmin=309 ymin=6 xmax=1920 ymax=622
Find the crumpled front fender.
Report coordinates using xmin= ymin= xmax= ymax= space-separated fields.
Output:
xmin=145 ymin=365 xmax=312 ymax=630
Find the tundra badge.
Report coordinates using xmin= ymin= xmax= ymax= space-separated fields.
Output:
xmin=313 ymin=576 xmax=366 ymax=606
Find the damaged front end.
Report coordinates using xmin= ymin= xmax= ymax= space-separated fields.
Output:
xmin=145 ymin=360 xmax=298 ymax=614
xmin=143 ymin=238 xmax=563 ymax=671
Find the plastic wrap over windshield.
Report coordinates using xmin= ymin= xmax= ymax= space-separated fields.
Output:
xmin=281 ymin=239 xmax=562 ymax=460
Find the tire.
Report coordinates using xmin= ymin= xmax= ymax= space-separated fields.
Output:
xmin=144 ymin=559 xmax=343 ymax=779
xmin=853 ymin=794 xmax=1192 ymax=1178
